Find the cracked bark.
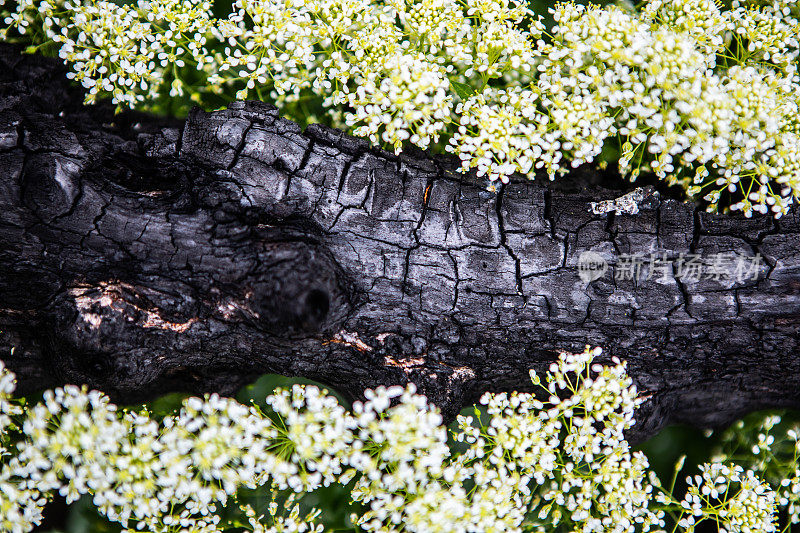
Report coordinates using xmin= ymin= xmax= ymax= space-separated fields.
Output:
xmin=1 ymin=44 xmax=799 ymax=443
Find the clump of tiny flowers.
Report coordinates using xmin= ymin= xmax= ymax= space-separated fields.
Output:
xmin=707 ymin=410 xmax=800 ymax=527
xmin=676 ymin=462 xmax=777 ymax=532
xmin=238 ymin=491 xmax=324 ymax=533
xmin=449 ymin=346 xmax=664 ymax=533
xmin=3 ymin=0 xmax=799 ymax=216
xmin=0 ymin=362 xmax=46 ymax=533
xmin=0 ymin=350 xmax=790 ymax=533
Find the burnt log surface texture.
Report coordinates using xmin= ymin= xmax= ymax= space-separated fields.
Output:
xmin=1 ymin=43 xmax=799 ymax=442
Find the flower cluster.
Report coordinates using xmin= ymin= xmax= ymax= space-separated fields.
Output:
xmin=2 ymin=0 xmax=799 ymax=216
xmin=0 ymin=365 xmax=46 ymax=533
xmin=455 ymin=347 xmax=663 ymax=533
xmin=0 ymin=347 xmax=794 ymax=533
xmin=709 ymin=411 xmax=800 ymax=528
xmin=1 ymin=0 xmax=215 ymax=108
xmin=239 ymin=492 xmax=324 ymax=533
xmin=534 ymin=0 xmax=799 ymax=218
xmin=677 ymin=462 xmax=777 ymax=532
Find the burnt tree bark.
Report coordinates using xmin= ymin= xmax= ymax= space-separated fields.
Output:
xmin=1 ymin=44 xmax=798 ymax=442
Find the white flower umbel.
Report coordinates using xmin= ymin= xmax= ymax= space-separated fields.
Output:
xmin=448 ymin=87 xmax=548 ymax=184
xmin=345 ymin=51 xmax=453 ymax=153
xmin=240 ymin=490 xmax=324 ymax=533
xmin=678 ymin=462 xmax=777 ymax=533
xmin=3 ymin=0 xmax=799 ymax=216
xmin=0 ymin=348 xmax=790 ymax=533
xmin=0 ymin=362 xmax=46 ymax=533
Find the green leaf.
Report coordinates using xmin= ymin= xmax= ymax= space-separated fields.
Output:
xmin=450 ymin=79 xmax=476 ymax=100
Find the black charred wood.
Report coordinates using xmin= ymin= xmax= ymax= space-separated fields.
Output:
xmin=1 ymin=44 xmax=799 ymax=442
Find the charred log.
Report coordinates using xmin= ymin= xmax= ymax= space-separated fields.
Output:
xmin=1 ymin=44 xmax=799 ymax=442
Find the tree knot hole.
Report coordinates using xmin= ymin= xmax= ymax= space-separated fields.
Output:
xmin=304 ymin=288 xmax=330 ymax=325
